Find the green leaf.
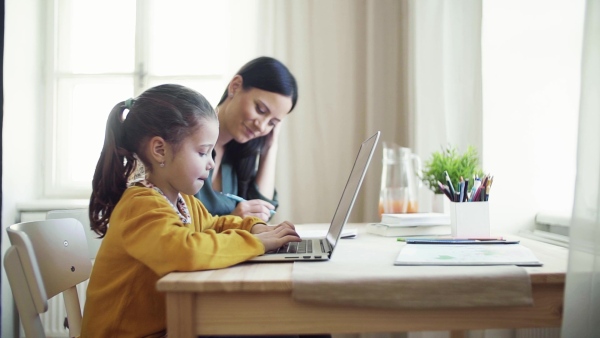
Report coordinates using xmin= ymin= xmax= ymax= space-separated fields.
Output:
xmin=420 ymin=144 xmax=484 ymax=194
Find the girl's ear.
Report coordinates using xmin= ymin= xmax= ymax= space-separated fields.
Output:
xmin=148 ymin=136 xmax=167 ymax=164
xmin=227 ymin=75 xmax=243 ymax=97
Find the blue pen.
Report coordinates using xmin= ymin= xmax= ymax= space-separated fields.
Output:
xmin=223 ymin=193 xmax=276 ymax=216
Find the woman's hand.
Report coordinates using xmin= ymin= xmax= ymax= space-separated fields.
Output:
xmin=252 ymin=221 xmax=301 ymax=252
xmin=263 ymin=120 xmax=283 ymax=152
xmin=232 ymin=199 xmax=275 ymax=222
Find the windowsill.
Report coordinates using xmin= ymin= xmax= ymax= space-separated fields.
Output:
xmin=535 ymin=213 xmax=571 ymax=225
xmin=518 ymin=211 xmax=571 ymax=248
xmin=16 ymin=199 xmax=89 ymax=212
xmin=518 ymin=229 xmax=569 ymax=248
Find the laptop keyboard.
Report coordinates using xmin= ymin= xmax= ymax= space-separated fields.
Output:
xmin=272 ymin=240 xmax=313 ymax=254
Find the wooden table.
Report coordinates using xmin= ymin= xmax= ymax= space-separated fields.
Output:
xmin=156 ymin=223 xmax=567 ymax=337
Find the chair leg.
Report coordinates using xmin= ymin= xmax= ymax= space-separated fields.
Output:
xmin=4 ymin=247 xmax=46 ymax=338
xmin=63 ymin=286 xmax=83 ymax=337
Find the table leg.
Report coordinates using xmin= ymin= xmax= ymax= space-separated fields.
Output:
xmin=165 ymin=293 xmax=195 ymax=338
xmin=450 ymin=331 xmax=467 ymax=338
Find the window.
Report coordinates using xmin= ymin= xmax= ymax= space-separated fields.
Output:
xmin=482 ymin=0 xmax=585 ymax=241
xmin=46 ymin=0 xmax=258 ymax=198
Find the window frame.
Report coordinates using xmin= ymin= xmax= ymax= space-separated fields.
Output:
xmin=43 ymin=0 xmax=254 ymax=199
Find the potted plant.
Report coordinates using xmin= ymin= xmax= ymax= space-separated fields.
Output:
xmin=420 ymin=145 xmax=484 ymax=211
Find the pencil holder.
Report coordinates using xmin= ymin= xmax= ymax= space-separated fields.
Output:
xmin=449 ymin=202 xmax=490 ymax=237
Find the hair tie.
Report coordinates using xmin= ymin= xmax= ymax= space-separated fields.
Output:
xmin=124 ymin=98 xmax=135 ymax=109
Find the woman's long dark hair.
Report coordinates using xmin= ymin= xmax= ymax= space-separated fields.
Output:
xmin=219 ymin=56 xmax=298 ymax=198
xmin=89 ymin=84 xmax=216 ymax=237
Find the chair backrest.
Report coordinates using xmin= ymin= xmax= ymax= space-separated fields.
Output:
xmin=4 ymin=218 xmax=92 ymax=338
xmin=46 ymin=208 xmax=102 ymax=260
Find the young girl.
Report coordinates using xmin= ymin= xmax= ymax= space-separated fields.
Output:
xmin=81 ymin=84 xmax=301 ymax=338
xmin=194 ymin=56 xmax=298 ymax=222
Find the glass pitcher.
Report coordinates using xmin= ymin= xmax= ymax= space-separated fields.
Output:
xmin=379 ymin=144 xmax=422 ymax=215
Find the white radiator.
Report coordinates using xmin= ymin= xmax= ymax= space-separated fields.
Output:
xmin=20 ymin=280 xmax=89 ymax=338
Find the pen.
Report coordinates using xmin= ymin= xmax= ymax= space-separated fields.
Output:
xmin=472 ymin=175 xmax=488 ymax=202
xmin=397 ymin=237 xmax=505 ymax=242
xmin=472 ymin=185 xmax=483 ymax=202
xmin=437 ymin=181 xmax=453 ymax=201
xmin=223 ymin=193 xmax=276 ymax=216
xmin=485 ymin=175 xmax=493 ymax=201
xmin=479 ymin=175 xmax=490 ymax=201
xmin=444 ymin=171 xmax=456 ymax=201
xmin=400 ymin=239 xmax=519 ymax=244
xmin=469 ymin=177 xmax=481 ymax=201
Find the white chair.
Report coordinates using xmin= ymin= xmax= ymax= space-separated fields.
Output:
xmin=4 ymin=218 xmax=92 ymax=338
xmin=46 ymin=208 xmax=102 ymax=260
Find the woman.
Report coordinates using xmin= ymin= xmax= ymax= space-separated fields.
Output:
xmin=195 ymin=56 xmax=298 ymax=222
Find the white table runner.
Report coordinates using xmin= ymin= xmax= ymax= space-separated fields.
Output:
xmin=292 ymin=227 xmax=533 ymax=309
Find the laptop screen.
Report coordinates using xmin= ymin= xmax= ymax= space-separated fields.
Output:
xmin=326 ymin=131 xmax=380 ymax=253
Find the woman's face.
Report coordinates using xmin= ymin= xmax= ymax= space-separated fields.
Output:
xmin=221 ymin=85 xmax=293 ymax=144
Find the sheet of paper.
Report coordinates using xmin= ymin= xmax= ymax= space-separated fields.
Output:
xmin=394 ymin=243 xmax=543 ymax=266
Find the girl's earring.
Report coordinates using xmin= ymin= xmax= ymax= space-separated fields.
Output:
xmin=160 ymin=162 xmax=165 ymax=168
xmin=228 ymin=92 xmax=233 ymax=98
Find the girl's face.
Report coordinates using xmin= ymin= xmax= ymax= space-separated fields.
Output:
xmin=161 ymin=119 xmax=218 ymax=202
xmin=222 ymin=86 xmax=293 ymax=144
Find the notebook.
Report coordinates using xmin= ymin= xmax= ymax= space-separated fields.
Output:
xmin=249 ymin=131 xmax=381 ymax=262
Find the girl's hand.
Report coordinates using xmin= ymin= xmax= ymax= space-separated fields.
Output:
xmin=232 ymin=199 xmax=275 ymax=222
xmin=250 ymin=222 xmax=296 ymax=234
xmin=253 ymin=221 xmax=301 ymax=252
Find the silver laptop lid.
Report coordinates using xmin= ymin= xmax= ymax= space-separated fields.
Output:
xmin=325 ymin=131 xmax=380 ymax=256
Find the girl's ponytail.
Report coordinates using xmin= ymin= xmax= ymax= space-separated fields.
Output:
xmin=89 ymin=101 xmax=135 ymax=237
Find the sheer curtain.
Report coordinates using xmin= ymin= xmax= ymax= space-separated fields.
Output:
xmin=259 ymin=0 xmax=482 ymax=226
xmin=259 ymin=0 xmax=410 ymax=225
xmin=561 ymin=0 xmax=600 ymax=336
xmin=412 ymin=0 xmax=483 ymax=165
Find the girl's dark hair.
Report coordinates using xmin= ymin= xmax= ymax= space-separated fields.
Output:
xmin=219 ymin=56 xmax=298 ymax=198
xmin=89 ymin=84 xmax=216 ymax=237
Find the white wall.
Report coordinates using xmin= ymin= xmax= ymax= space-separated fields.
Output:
xmin=2 ymin=0 xmax=45 ymax=336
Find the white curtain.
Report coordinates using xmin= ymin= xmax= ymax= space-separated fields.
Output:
xmin=561 ymin=0 xmax=600 ymax=336
xmin=259 ymin=0 xmax=482 ymax=225
xmin=412 ymin=0 xmax=483 ymax=162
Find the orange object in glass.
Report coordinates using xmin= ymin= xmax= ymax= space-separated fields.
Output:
xmin=379 ymin=144 xmax=421 ymax=217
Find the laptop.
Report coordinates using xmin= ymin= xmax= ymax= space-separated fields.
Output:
xmin=249 ymin=131 xmax=381 ymax=262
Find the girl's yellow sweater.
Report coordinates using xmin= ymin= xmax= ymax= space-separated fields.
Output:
xmin=80 ymin=186 xmax=265 ymax=338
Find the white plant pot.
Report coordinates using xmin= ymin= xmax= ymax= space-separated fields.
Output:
xmin=432 ymin=193 xmax=450 ymax=214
